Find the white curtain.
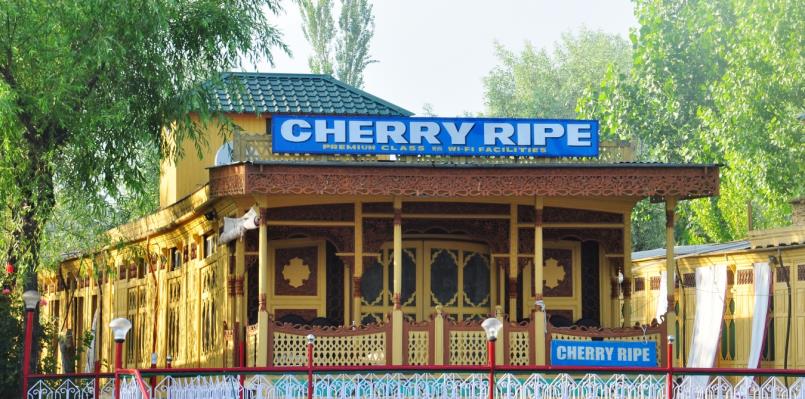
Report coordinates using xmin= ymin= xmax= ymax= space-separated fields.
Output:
xmin=747 ymin=262 xmax=771 ymax=368
xmin=654 ymin=271 xmax=668 ymax=322
xmin=682 ymin=264 xmax=727 ymax=393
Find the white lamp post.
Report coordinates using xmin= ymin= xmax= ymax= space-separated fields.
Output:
xmin=21 ymin=290 xmax=40 ymax=397
xmin=109 ymin=317 xmax=132 ymax=398
xmin=482 ymin=317 xmax=503 ymax=399
xmin=306 ymin=334 xmax=316 ymax=399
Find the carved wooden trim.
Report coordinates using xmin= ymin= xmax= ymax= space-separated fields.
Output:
xmin=610 ymin=278 xmax=621 ymax=299
xmin=508 ymin=278 xmax=518 ymax=299
xmin=259 ymin=293 xmax=267 ymax=311
xmin=227 ymin=277 xmax=236 ymax=296
xmin=737 ymin=269 xmax=753 ymax=285
xmin=621 ymin=278 xmax=632 ymax=298
xmin=210 ymin=163 xmax=720 ymax=199
xmin=352 ymin=276 xmax=362 ymax=298
xmin=235 ymin=277 xmax=244 ymax=296
xmin=534 ymin=208 xmax=543 ymax=227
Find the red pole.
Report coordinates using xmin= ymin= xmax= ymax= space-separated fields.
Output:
xmin=21 ymin=308 xmax=34 ymax=398
xmin=149 ymin=353 xmax=157 ymax=392
xmin=94 ymin=361 xmax=101 ymax=399
xmin=307 ymin=340 xmax=314 ymax=399
xmin=488 ymin=339 xmax=496 ymax=399
xmin=666 ymin=336 xmax=674 ymax=399
xmin=114 ymin=340 xmax=123 ymax=399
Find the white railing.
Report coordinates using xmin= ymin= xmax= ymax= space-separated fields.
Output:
xmin=45 ymin=372 xmax=805 ymax=399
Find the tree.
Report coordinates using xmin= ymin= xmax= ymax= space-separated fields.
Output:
xmin=297 ymin=0 xmax=377 ymax=87
xmin=298 ymin=0 xmax=335 ymax=75
xmin=483 ymin=28 xmax=632 ymax=118
xmin=579 ymin=0 xmax=804 ymax=246
xmin=334 ymin=0 xmax=376 ymax=88
xmin=0 ymin=0 xmax=287 ymax=389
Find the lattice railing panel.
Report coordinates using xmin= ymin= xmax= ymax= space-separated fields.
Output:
xmin=508 ymin=331 xmax=530 ymax=366
xmin=28 ymin=373 xmax=805 ymax=399
xmin=273 ymin=332 xmax=387 ymax=366
xmin=407 ymin=331 xmax=430 ymax=365
xmin=448 ymin=331 xmax=488 ymax=365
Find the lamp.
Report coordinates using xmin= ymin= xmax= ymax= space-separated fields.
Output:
xmin=481 ymin=317 xmax=503 ymax=399
xmin=109 ymin=318 xmax=132 ymax=342
xmin=481 ymin=317 xmax=503 ymax=342
xmin=306 ymin=334 xmax=316 ymax=399
xmin=22 ymin=290 xmax=40 ymax=311
xmin=21 ymin=290 xmax=40 ymax=397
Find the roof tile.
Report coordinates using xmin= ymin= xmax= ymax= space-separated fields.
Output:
xmin=211 ymin=72 xmax=412 ymax=116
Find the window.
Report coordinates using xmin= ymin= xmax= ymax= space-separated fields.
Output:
xmin=203 ymin=233 xmax=216 ymax=258
xmin=170 ymin=247 xmax=182 ymax=271
xmin=166 ymin=279 xmax=182 ymax=360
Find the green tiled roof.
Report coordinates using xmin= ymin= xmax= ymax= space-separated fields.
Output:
xmin=210 ymin=72 xmax=413 ymax=116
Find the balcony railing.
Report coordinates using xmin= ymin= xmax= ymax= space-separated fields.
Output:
xmin=230 ymin=131 xmax=636 ymax=165
xmin=32 ymin=366 xmax=805 ymax=399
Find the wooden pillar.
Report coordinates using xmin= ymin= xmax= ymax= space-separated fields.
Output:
xmin=391 ymin=197 xmax=403 ymax=365
xmin=353 ymin=202 xmax=363 ymax=325
xmin=533 ymin=196 xmax=546 ymax=365
xmin=610 ymin=259 xmax=622 ymax=328
xmin=256 ymin=208 xmax=269 ymax=366
xmin=622 ymin=209 xmax=633 ymax=327
xmin=509 ymin=204 xmax=519 ymax=320
xmin=665 ymin=197 xmax=677 ymax=366
xmin=225 ymin=240 xmax=237 ymax=366
xmin=234 ymin=228 xmax=246 ymax=365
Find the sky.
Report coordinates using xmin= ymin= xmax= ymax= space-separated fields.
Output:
xmin=251 ymin=1 xmax=638 ymax=116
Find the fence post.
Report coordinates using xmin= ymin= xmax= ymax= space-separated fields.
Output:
xmin=666 ymin=335 xmax=674 ymax=399
xmin=109 ymin=318 xmax=132 ymax=399
xmin=21 ymin=290 xmax=40 ymax=399
xmin=434 ymin=306 xmax=444 ymax=365
xmin=306 ymin=334 xmax=315 ymax=399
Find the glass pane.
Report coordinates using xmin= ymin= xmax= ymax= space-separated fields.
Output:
xmin=430 ymin=248 xmax=458 ymax=306
xmin=361 ymin=258 xmax=384 ymax=306
xmin=462 ymin=251 xmax=490 ymax=307
xmin=388 ymin=248 xmax=418 ymax=306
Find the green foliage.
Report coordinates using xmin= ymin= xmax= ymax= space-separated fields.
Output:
xmin=298 ymin=0 xmax=336 ymax=75
xmin=297 ymin=0 xmax=377 ymax=87
xmin=579 ymin=0 xmax=804 ymax=245
xmin=0 ymin=290 xmax=23 ymax=397
xmin=0 ymin=278 xmax=57 ymax=396
xmin=0 ymin=0 xmax=287 ymax=378
xmin=483 ymin=28 xmax=632 ymax=119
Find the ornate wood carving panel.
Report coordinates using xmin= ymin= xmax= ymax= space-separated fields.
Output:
xmin=268 ymin=226 xmax=353 ymax=252
xmin=268 ymin=204 xmax=354 ymax=221
xmin=210 ymin=163 xmax=720 ymax=199
xmin=274 ymin=246 xmax=318 ymax=296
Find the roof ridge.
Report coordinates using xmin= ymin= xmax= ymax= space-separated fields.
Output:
xmin=319 ymin=75 xmax=414 ymax=116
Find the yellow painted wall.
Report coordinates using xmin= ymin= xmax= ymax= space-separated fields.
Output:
xmin=632 ymin=244 xmax=805 ymax=369
xmin=160 ymin=113 xmax=267 ymax=208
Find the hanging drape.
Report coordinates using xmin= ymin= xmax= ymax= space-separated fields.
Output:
xmin=683 ymin=264 xmax=727 ymax=391
xmin=654 ymin=271 xmax=668 ymax=322
xmin=747 ymin=262 xmax=771 ymax=368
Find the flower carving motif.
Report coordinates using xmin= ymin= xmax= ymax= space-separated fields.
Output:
xmin=543 ymin=258 xmax=566 ymax=289
xmin=282 ymin=257 xmax=310 ymax=288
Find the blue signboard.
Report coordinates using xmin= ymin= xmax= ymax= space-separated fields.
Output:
xmin=550 ymin=340 xmax=657 ymax=367
xmin=271 ymin=115 xmax=599 ymax=157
